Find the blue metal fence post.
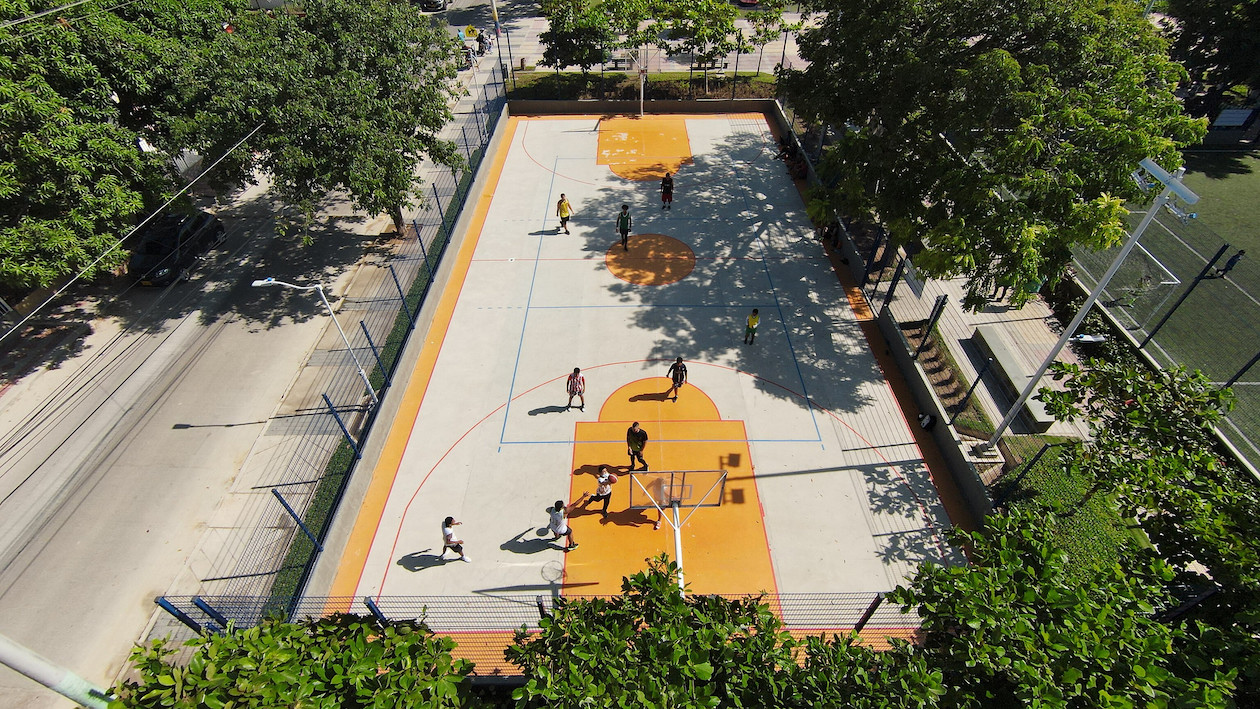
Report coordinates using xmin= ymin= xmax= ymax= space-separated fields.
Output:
xmin=363 ymin=596 xmax=389 ymax=626
xmin=861 ymin=231 xmax=885 ymax=287
xmin=271 ymin=489 xmax=324 ymax=552
xmin=193 ymin=597 xmax=232 ymax=629
xmin=322 ymin=393 xmax=361 ymax=459
xmin=155 ymin=597 xmax=205 ymax=634
xmin=387 ymin=264 xmax=412 ymax=323
xmin=358 ymin=321 xmax=388 ymax=387
xmin=417 ymin=235 xmax=432 ymax=284
xmin=461 ymin=125 xmax=475 ymax=162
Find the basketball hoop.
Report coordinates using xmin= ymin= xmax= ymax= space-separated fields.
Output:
xmin=629 ymin=470 xmax=727 ymax=592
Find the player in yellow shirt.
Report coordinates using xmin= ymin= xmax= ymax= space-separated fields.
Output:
xmin=556 ymin=194 xmax=573 ymax=234
xmin=744 ymin=308 xmax=759 ymax=344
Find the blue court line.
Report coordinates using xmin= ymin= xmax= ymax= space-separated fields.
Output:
xmin=496 ymin=155 xmax=560 ymax=451
xmin=756 ymin=233 xmax=824 ymax=446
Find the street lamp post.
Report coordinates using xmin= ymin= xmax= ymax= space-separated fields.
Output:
xmin=252 ymin=277 xmax=379 ymax=406
xmin=978 ymin=158 xmax=1198 ymax=451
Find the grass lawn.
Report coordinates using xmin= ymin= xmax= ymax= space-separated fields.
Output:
xmin=1181 ymin=149 xmax=1260 ymax=251
xmin=998 ymin=435 xmax=1142 ymax=581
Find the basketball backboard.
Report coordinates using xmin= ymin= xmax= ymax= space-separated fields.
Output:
xmin=628 ymin=470 xmax=726 ymax=511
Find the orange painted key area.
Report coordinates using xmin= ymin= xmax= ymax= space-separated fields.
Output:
xmin=563 ymin=378 xmax=777 ymax=597
xmin=596 ymin=116 xmax=693 ymax=179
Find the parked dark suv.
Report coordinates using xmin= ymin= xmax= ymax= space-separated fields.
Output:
xmin=127 ymin=211 xmax=226 ymax=286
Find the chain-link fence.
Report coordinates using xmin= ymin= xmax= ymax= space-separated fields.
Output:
xmin=171 ymin=67 xmax=509 ymax=621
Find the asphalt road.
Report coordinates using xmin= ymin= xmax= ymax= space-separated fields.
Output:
xmin=0 ymin=189 xmax=367 ymax=706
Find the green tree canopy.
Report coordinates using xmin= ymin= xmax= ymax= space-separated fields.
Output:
xmin=538 ymin=0 xmax=783 ymax=72
xmin=506 ymin=555 xmax=945 ymax=708
xmin=539 ymin=0 xmax=617 ymax=71
xmin=1041 ymin=359 xmax=1260 ymax=701
xmin=782 ymin=0 xmax=1206 ymax=309
xmin=0 ymin=3 xmax=173 ymax=291
xmin=892 ymin=509 xmax=1237 ymax=707
xmin=164 ymin=0 xmax=463 ymax=232
xmin=1163 ymin=0 xmax=1260 ymax=98
xmin=112 ymin=613 xmax=476 ymax=707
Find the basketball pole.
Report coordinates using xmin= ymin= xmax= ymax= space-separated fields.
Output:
xmin=671 ymin=501 xmax=684 ymax=592
xmin=976 ymin=158 xmax=1198 ymax=452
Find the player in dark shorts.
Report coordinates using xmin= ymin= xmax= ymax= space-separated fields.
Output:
xmin=661 ymin=172 xmax=673 ymax=210
xmin=666 ymin=357 xmax=687 ymax=401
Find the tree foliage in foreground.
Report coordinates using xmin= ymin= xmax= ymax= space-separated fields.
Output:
xmin=538 ymin=0 xmax=785 ymax=72
xmin=112 ymin=614 xmax=475 ymax=708
xmin=506 ymin=555 xmax=943 ymax=708
xmin=1042 ymin=359 xmax=1260 ymax=702
xmin=782 ymin=0 xmax=1206 ymax=309
xmin=895 ymin=510 xmax=1235 ymax=708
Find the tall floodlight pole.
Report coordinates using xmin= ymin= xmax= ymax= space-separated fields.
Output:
xmin=978 ymin=158 xmax=1198 ymax=451
xmin=252 ymin=277 xmax=379 ymax=405
xmin=0 ymin=633 xmax=111 ymax=708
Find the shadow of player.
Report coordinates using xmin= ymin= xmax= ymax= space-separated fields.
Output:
xmin=528 ymin=405 xmax=570 ymax=416
xmin=501 ymin=528 xmax=555 ymax=555
xmin=396 ymin=549 xmax=451 ymax=571
xmin=629 ymin=390 xmax=671 ymax=402
xmin=601 ymin=507 xmax=662 ymax=528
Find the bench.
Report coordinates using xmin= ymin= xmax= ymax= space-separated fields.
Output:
xmin=606 ymin=57 xmax=632 ymax=70
xmin=972 ymin=325 xmax=1055 ymax=432
xmin=693 ymin=60 xmax=729 ymax=75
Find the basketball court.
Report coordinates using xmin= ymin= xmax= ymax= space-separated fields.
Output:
xmin=314 ymin=113 xmax=963 ymax=619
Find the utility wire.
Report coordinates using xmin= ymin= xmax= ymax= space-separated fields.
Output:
xmin=0 ymin=0 xmax=97 ymax=29
xmin=0 ymin=121 xmax=265 ymax=347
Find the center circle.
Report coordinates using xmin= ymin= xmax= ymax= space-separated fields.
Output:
xmin=605 ymin=233 xmax=696 ymax=286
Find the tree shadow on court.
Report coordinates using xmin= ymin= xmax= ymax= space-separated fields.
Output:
xmin=579 ymin=127 xmax=882 ymax=415
xmin=856 ymin=461 xmax=963 ymax=567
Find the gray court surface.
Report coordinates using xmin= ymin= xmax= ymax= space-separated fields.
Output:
xmin=315 ymin=113 xmax=965 ymax=603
